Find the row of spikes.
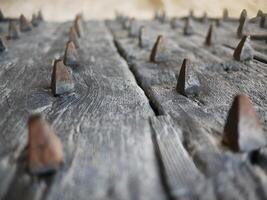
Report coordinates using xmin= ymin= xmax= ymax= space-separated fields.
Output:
xmin=26 ymin=14 xmax=84 ymax=176
xmin=26 ymin=61 xmax=266 ymax=176
xmin=152 ymin=8 xmax=267 ymax=28
xmin=118 ymin=16 xmax=265 ymax=152
xmin=51 ymin=14 xmax=83 ymax=96
xmin=0 ymin=11 xmax=44 ymax=53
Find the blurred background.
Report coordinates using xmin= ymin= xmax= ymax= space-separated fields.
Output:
xmin=1 ymin=0 xmax=266 ymax=21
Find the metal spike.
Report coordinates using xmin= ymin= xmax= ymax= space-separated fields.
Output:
xmin=233 ymin=35 xmax=254 ymax=61
xmin=129 ymin=18 xmax=139 ymax=37
xmin=51 ymin=59 xmax=74 ymax=96
xmin=239 ymin=9 xmax=247 ymax=22
xmin=237 ymin=16 xmax=248 ymax=38
xmin=150 ymin=35 xmax=167 ymax=62
xmin=69 ymin=26 xmax=80 ymax=48
xmin=154 ymin=9 xmax=166 ymax=23
xmin=0 ymin=9 xmax=4 ymax=20
xmin=28 ymin=113 xmax=64 ymax=175
xmin=74 ymin=15 xmax=84 ymax=37
xmin=170 ymin=17 xmax=181 ymax=29
xmin=205 ymin=24 xmax=215 ymax=46
xmin=0 ymin=37 xmax=7 ymax=52
xmin=64 ymin=41 xmax=79 ymax=67
xmin=201 ymin=12 xmax=208 ymax=23
xmin=31 ymin=14 xmax=39 ymax=27
xmin=189 ymin=9 xmax=194 ymax=18
xmin=222 ymin=94 xmax=266 ymax=152
xmin=37 ymin=10 xmax=44 ymax=21
xmin=8 ymin=21 xmax=20 ymax=39
xmin=260 ymin=15 xmax=266 ymax=28
xmin=223 ymin=8 xmax=228 ymax=20
xmin=257 ymin=10 xmax=263 ymax=17
xmin=138 ymin=26 xmax=149 ymax=48
xmin=176 ymin=59 xmax=200 ymax=97
xmin=183 ymin=17 xmax=194 ymax=35
xmin=19 ymin=14 xmax=32 ymax=32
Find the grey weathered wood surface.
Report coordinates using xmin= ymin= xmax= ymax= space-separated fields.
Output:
xmin=107 ymin=17 xmax=267 ymax=200
xmin=0 ymin=13 xmax=266 ymax=200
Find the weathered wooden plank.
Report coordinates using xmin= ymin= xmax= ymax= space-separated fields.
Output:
xmin=0 ymin=20 xmax=167 ymax=200
xmin=150 ymin=115 xmax=203 ymax=198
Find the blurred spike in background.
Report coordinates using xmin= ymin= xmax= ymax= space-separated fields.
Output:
xmin=1 ymin=0 xmax=267 ymax=21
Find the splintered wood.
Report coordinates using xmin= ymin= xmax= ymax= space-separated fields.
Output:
xmin=0 ymin=8 xmax=267 ymax=200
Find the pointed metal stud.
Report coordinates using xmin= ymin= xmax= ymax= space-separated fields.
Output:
xmin=129 ymin=18 xmax=139 ymax=37
xmin=64 ymin=41 xmax=79 ymax=67
xmin=150 ymin=35 xmax=167 ymax=62
xmin=205 ymin=24 xmax=216 ymax=46
xmin=69 ymin=26 xmax=80 ymax=48
xmin=260 ymin=15 xmax=266 ymax=28
xmin=138 ymin=26 xmax=149 ymax=48
xmin=233 ymin=35 xmax=254 ymax=62
xmin=51 ymin=59 xmax=74 ymax=96
xmin=222 ymin=94 xmax=266 ymax=152
xmin=170 ymin=17 xmax=181 ymax=29
xmin=239 ymin=9 xmax=247 ymax=22
xmin=8 ymin=21 xmax=20 ymax=39
xmin=19 ymin=14 xmax=32 ymax=32
xmin=31 ymin=14 xmax=39 ymax=27
xmin=154 ymin=9 xmax=166 ymax=23
xmin=201 ymin=12 xmax=208 ymax=23
xmin=223 ymin=8 xmax=228 ymax=20
xmin=74 ymin=15 xmax=84 ymax=37
xmin=176 ymin=59 xmax=200 ymax=97
xmin=0 ymin=37 xmax=7 ymax=52
xmin=0 ymin=9 xmax=4 ymax=21
xmin=256 ymin=10 xmax=263 ymax=17
xmin=184 ymin=17 xmax=194 ymax=35
xmin=189 ymin=9 xmax=194 ymax=18
xmin=237 ymin=16 xmax=248 ymax=38
xmin=28 ymin=113 xmax=64 ymax=175
xmin=37 ymin=10 xmax=44 ymax=21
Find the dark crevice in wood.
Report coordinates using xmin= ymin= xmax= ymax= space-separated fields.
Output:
xmin=149 ymin=119 xmax=177 ymax=200
xmin=111 ymin=37 xmax=161 ymax=116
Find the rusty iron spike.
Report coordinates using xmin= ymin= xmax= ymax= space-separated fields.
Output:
xmin=189 ymin=9 xmax=194 ymax=18
xmin=69 ymin=26 xmax=80 ymax=48
xmin=237 ymin=16 xmax=248 ymax=38
xmin=64 ymin=41 xmax=79 ymax=67
xmin=239 ymin=9 xmax=247 ymax=22
xmin=28 ymin=113 xmax=64 ymax=175
xmin=257 ymin=10 xmax=263 ymax=17
xmin=201 ymin=12 xmax=208 ymax=23
xmin=138 ymin=26 xmax=149 ymax=48
xmin=223 ymin=8 xmax=228 ymax=20
xmin=37 ymin=10 xmax=44 ymax=21
xmin=74 ymin=15 xmax=84 ymax=37
xmin=51 ymin=59 xmax=74 ymax=96
xmin=184 ymin=17 xmax=194 ymax=35
xmin=237 ymin=16 xmax=247 ymax=37
xmin=260 ymin=15 xmax=266 ymax=28
xmin=129 ymin=18 xmax=139 ymax=37
xmin=31 ymin=13 xmax=39 ymax=27
xmin=222 ymin=94 xmax=266 ymax=152
xmin=205 ymin=24 xmax=215 ymax=46
xmin=20 ymin=14 xmax=32 ymax=32
xmin=8 ymin=21 xmax=20 ymax=39
xmin=176 ymin=59 xmax=200 ymax=97
xmin=233 ymin=35 xmax=254 ymax=62
xmin=150 ymin=35 xmax=167 ymax=62
xmin=0 ymin=9 xmax=4 ymax=20
xmin=0 ymin=37 xmax=7 ymax=52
